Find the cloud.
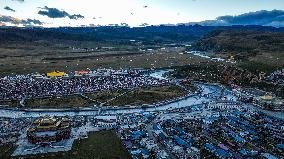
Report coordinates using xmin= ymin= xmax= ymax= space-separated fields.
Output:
xmin=11 ymin=0 xmax=24 ymax=2
xmin=23 ymin=19 xmax=43 ymax=25
xmin=69 ymin=14 xmax=84 ymax=20
xmin=38 ymin=6 xmax=84 ymax=20
xmin=4 ymin=6 xmax=16 ymax=12
xmin=0 ymin=15 xmax=21 ymax=24
xmin=0 ymin=15 xmax=43 ymax=26
xmin=0 ymin=22 xmax=6 ymax=26
xmin=38 ymin=6 xmax=69 ymax=18
xmin=140 ymin=23 xmax=149 ymax=27
xmin=217 ymin=10 xmax=284 ymax=25
xmin=189 ymin=10 xmax=284 ymax=27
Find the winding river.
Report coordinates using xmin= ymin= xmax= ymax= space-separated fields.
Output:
xmin=0 ymin=69 xmax=283 ymax=119
xmin=0 ymin=69 xmax=237 ymax=118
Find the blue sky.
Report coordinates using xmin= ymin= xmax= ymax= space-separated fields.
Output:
xmin=0 ymin=0 xmax=284 ymax=27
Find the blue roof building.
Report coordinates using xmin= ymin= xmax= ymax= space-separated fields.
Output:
xmin=141 ymin=148 xmax=149 ymax=157
xmin=240 ymin=148 xmax=248 ymax=156
xmin=174 ymin=136 xmax=191 ymax=148
xmin=276 ymin=144 xmax=284 ymax=150
xmin=205 ymin=143 xmax=216 ymax=152
xmin=153 ymin=124 xmax=161 ymax=130
xmin=215 ymin=148 xmax=231 ymax=158
xmin=132 ymin=130 xmax=145 ymax=140
xmin=261 ymin=153 xmax=279 ymax=159
xmin=158 ymin=132 xmax=166 ymax=140
xmin=234 ymin=135 xmax=246 ymax=143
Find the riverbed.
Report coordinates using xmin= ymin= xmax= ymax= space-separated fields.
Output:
xmin=0 ymin=69 xmax=283 ymax=119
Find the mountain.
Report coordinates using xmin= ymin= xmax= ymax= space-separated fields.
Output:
xmin=185 ymin=10 xmax=284 ymax=27
xmin=1 ymin=25 xmax=284 ymax=46
xmin=192 ymin=29 xmax=284 ymax=74
xmin=193 ymin=29 xmax=284 ymax=57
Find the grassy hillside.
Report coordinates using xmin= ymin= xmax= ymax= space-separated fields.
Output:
xmin=1 ymin=26 xmax=284 ymax=75
xmin=194 ymin=30 xmax=284 ymax=55
xmin=172 ymin=62 xmax=284 ymax=98
xmin=193 ymin=30 xmax=284 ymax=72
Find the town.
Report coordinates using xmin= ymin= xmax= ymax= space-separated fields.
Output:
xmin=1 ymin=1 xmax=284 ymax=158
xmin=0 ymin=68 xmax=283 ymax=159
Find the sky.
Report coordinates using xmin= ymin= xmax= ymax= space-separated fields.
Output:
xmin=0 ymin=0 xmax=284 ymax=27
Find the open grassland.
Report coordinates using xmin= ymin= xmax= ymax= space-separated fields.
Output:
xmin=6 ymin=131 xmax=131 ymax=159
xmin=0 ymin=144 xmax=15 ymax=159
xmin=108 ymin=85 xmax=187 ymax=106
xmin=85 ymin=90 xmax=125 ymax=104
xmin=0 ymin=43 xmax=207 ymax=76
xmin=0 ymin=95 xmax=94 ymax=108
xmin=24 ymin=95 xmax=94 ymax=108
xmin=0 ymin=100 xmax=19 ymax=107
xmin=1 ymin=27 xmax=283 ymax=76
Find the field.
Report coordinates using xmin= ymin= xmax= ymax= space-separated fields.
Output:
xmin=0 ymin=44 xmax=208 ymax=76
xmin=0 ymin=95 xmax=95 ymax=108
xmin=108 ymin=85 xmax=187 ymax=106
xmin=1 ymin=27 xmax=283 ymax=76
xmin=0 ymin=27 xmax=211 ymax=77
xmin=4 ymin=131 xmax=131 ymax=159
xmin=24 ymin=95 xmax=95 ymax=108
xmin=0 ymin=144 xmax=15 ymax=159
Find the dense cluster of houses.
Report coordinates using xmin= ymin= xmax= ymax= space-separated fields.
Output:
xmin=0 ymin=117 xmax=31 ymax=146
xmin=1 ymin=103 xmax=284 ymax=159
xmin=0 ymin=70 xmax=283 ymax=158
xmin=117 ymin=112 xmax=162 ymax=158
xmin=232 ymin=87 xmax=284 ymax=111
xmin=206 ymin=101 xmax=243 ymax=110
xmin=0 ymin=68 xmax=169 ymax=101
xmin=158 ymin=108 xmax=284 ymax=159
xmin=110 ymin=99 xmax=283 ymax=159
xmin=267 ymin=68 xmax=284 ymax=86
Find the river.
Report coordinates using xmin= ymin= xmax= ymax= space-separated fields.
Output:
xmin=0 ymin=69 xmax=283 ymax=119
xmin=186 ymin=51 xmax=226 ymax=62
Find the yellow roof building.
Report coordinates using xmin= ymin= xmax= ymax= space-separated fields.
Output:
xmin=47 ymin=71 xmax=66 ymax=77
xmin=260 ymin=95 xmax=273 ymax=100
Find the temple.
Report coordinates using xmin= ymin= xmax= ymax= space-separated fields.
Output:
xmin=27 ymin=116 xmax=71 ymax=144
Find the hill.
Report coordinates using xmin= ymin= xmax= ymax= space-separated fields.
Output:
xmin=1 ymin=25 xmax=284 ymax=45
xmin=193 ymin=30 xmax=284 ymax=72
xmin=0 ymin=25 xmax=284 ymax=75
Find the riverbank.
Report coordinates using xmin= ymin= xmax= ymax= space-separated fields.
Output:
xmin=0 ymin=69 xmax=282 ymax=120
